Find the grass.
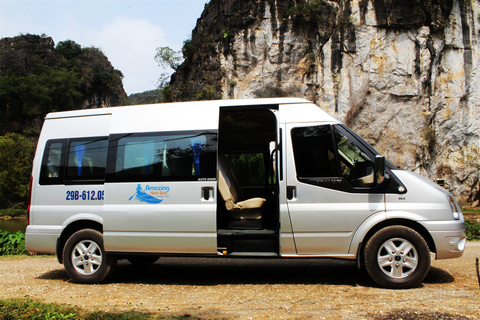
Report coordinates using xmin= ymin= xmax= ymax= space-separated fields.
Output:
xmin=0 ymin=298 xmax=198 ymax=320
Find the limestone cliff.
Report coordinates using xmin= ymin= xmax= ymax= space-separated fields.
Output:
xmin=170 ymin=0 xmax=480 ymax=205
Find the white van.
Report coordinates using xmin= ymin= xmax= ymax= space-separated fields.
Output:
xmin=26 ymin=98 xmax=466 ymax=288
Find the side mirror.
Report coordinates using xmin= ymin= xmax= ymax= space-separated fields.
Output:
xmin=375 ymin=155 xmax=386 ymax=185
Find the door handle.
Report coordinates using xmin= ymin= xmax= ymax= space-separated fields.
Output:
xmin=287 ymin=186 xmax=296 ymax=200
xmin=202 ymin=187 xmax=213 ymax=201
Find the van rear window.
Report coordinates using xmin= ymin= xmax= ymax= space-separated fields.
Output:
xmin=40 ymin=139 xmax=67 ymax=185
xmin=107 ymin=131 xmax=217 ymax=182
xmin=39 ymin=137 xmax=108 ymax=185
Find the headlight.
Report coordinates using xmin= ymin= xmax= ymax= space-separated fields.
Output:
xmin=447 ymin=195 xmax=461 ymax=220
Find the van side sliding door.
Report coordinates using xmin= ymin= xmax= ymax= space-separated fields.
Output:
xmin=285 ymin=123 xmax=385 ymax=256
xmin=103 ymin=130 xmax=218 ymax=254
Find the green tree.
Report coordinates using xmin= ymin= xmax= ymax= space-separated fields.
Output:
xmin=56 ymin=40 xmax=82 ymax=61
xmin=154 ymin=46 xmax=184 ymax=102
xmin=0 ymin=133 xmax=35 ymax=209
xmin=154 ymin=46 xmax=183 ymax=71
xmin=0 ymin=34 xmax=127 ymax=134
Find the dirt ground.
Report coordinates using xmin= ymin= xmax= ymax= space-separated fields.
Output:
xmin=1 ymin=242 xmax=479 ymax=320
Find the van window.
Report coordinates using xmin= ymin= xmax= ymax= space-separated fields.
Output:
xmin=291 ymin=125 xmax=375 ymax=188
xmin=65 ymin=137 xmax=108 ymax=183
xmin=291 ymin=125 xmax=338 ymax=178
xmin=334 ymin=128 xmax=374 ymax=187
xmin=107 ymin=131 xmax=217 ymax=182
xmin=40 ymin=139 xmax=67 ymax=185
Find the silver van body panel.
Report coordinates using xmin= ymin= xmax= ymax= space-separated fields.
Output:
xmin=284 ymin=122 xmax=386 ymax=255
xmin=103 ymin=181 xmax=217 ymax=253
xmin=25 ymin=225 xmax=63 ymax=254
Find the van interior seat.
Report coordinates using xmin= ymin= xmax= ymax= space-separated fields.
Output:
xmin=217 ymin=153 xmax=266 ymax=220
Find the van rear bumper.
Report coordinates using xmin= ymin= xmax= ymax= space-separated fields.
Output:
xmin=420 ymin=220 xmax=466 ymax=259
xmin=25 ymin=225 xmax=63 ymax=254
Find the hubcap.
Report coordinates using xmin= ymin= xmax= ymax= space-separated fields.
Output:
xmin=71 ymin=240 xmax=102 ymax=275
xmin=377 ymin=238 xmax=418 ymax=279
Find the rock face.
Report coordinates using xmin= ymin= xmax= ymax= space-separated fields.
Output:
xmin=171 ymin=0 xmax=480 ymax=205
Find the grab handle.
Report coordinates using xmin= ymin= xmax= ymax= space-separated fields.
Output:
xmin=287 ymin=186 xmax=296 ymax=201
xmin=202 ymin=187 xmax=213 ymax=201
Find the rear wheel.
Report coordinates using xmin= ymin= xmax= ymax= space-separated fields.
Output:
xmin=63 ymin=229 xmax=117 ymax=284
xmin=363 ymin=226 xmax=430 ymax=289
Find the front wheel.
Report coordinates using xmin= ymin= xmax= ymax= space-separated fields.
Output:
xmin=363 ymin=226 xmax=430 ymax=289
xmin=63 ymin=229 xmax=117 ymax=284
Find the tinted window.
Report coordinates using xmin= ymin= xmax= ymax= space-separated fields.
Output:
xmin=108 ymin=131 xmax=217 ymax=182
xmin=291 ymin=125 xmax=375 ymax=188
xmin=334 ymin=128 xmax=374 ymax=187
xmin=66 ymin=137 xmax=108 ymax=183
xmin=40 ymin=139 xmax=66 ymax=185
xmin=291 ymin=125 xmax=338 ymax=178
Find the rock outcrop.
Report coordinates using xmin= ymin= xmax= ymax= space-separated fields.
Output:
xmin=0 ymin=34 xmax=127 ymax=133
xmin=170 ymin=0 xmax=480 ymax=205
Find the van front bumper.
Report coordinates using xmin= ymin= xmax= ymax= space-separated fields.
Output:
xmin=420 ymin=220 xmax=466 ymax=259
xmin=25 ymin=225 xmax=63 ymax=255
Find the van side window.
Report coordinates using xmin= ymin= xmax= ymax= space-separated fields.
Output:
xmin=66 ymin=137 xmax=108 ymax=183
xmin=291 ymin=125 xmax=338 ymax=178
xmin=334 ymin=128 xmax=374 ymax=187
xmin=40 ymin=139 xmax=67 ymax=185
xmin=107 ymin=131 xmax=217 ymax=182
xmin=291 ymin=125 xmax=375 ymax=188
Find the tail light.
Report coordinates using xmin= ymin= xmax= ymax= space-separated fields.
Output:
xmin=27 ymin=175 xmax=33 ymax=225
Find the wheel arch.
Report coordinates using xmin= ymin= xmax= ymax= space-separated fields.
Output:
xmin=56 ymin=220 xmax=103 ymax=264
xmin=354 ymin=218 xmax=436 ymax=268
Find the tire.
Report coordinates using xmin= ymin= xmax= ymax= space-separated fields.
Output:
xmin=63 ymin=229 xmax=117 ymax=284
xmin=363 ymin=226 xmax=430 ymax=289
xmin=126 ymin=255 xmax=160 ymax=266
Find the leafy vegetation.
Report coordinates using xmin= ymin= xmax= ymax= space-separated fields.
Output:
xmin=0 ymin=298 xmax=197 ymax=319
xmin=0 ymin=133 xmax=35 ymax=210
xmin=181 ymin=39 xmax=196 ymax=61
xmin=195 ymin=85 xmax=221 ymax=101
xmin=0 ymin=34 xmax=127 ymax=135
xmin=463 ymin=207 xmax=480 ymax=240
xmin=286 ymin=0 xmax=336 ymax=35
xmin=128 ymin=90 xmax=163 ymax=105
xmin=465 ymin=220 xmax=480 ymax=240
xmin=154 ymin=47 xmax=183 ymax=71
xmin=0 ymin=230 xmax=27 ymax=255
xmin=0 ymin=209 xmax=27 ymax=218
xmin=154 ymin=46 xmax=185 ymax=102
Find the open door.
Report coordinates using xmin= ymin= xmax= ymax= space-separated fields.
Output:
xmin=216 ymin=106 xmax=280 ymax=255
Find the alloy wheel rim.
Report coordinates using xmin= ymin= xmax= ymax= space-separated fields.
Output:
xmin=377 ymin=237 xmax=418 ymax=279
xmin=71 ymin=240 xmax=102 ymax=275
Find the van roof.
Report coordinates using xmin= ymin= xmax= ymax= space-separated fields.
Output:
xmin=45 ymin=97 xmax=311 ymax=119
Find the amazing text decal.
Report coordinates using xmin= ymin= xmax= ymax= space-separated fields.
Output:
xmin=129 ymin=184 xmax=170 ymax=204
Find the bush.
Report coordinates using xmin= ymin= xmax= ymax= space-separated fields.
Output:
xmin=0 ymin=230 xmax=27 ymax=255
xmin=0 ymin=209 xmax=27 ymax=218
xmin=465 ymin=220 xmax=480 ymax=241
xmin=195 ymin=85 xmax=221 ymax=100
